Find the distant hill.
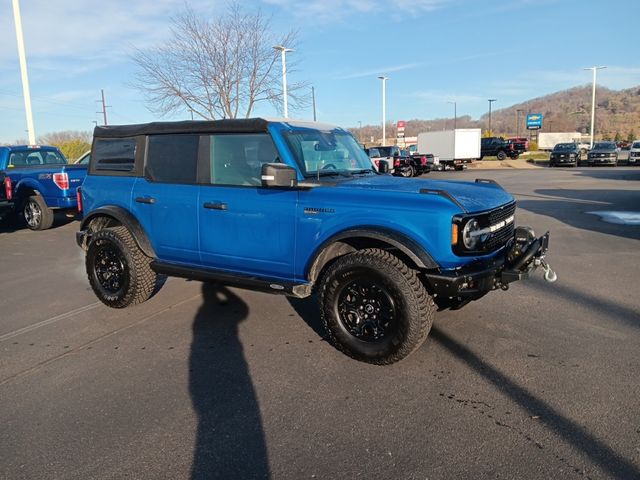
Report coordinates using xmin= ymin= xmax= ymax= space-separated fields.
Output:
xmin=353 ymin=85 xmax=640 ymax=143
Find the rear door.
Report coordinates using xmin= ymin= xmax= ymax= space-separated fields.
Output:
xmin=131 ymin=134 xmax=201 ymax=265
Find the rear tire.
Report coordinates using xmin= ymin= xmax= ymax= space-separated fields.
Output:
xmin=497 ymin=151 xmax=507 ymax=161
xmin=22 ymin=195 xmax=54 ymax=231
xmin=319 ymin=248 xmax=435 ymax=365
xmin=86 ymin=226 xmax=161 ymax=308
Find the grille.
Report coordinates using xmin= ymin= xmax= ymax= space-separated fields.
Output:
xmin=484 ymin=202 xmax=516 ymax=251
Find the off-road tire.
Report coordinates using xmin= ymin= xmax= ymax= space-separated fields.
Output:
xmin=86 ymin=226 xmax=159 ymax=308
xmin=496 ymin=151 xmax=507 ymax=161
xmin=22 ymin=195 xmax=54 ymax=231
xmin=319 ymin=248 xmax=435 ymax=365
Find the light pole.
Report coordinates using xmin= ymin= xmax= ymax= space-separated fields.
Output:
xmin=378 ymin=76 xmax=388 ymax=145
xmin=488 ymin=99 xmax=497 ymax=136
xmin=448 ymin=101 xmax=457 ymax=130
xmin=584 ymin=66 xmax=606 ymax=148
xmin=11 ymin=0 xmax=35 ymax=144
xmin=273 ymin=45 xmax=293 ymax=118
xmin=516 ymin=109 xmax=524 ymax=138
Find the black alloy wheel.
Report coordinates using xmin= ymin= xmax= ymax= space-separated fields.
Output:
xmin=93 ymin=241 xmax=128 ymax=296
xmin=336 ymin=278 xmax=397 ymax=342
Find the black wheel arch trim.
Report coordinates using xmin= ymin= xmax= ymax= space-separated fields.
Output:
xmin=80 ymin=206 xmax=155 ymax=257
xmin=306 ymin=227 xmax=438 ymax=281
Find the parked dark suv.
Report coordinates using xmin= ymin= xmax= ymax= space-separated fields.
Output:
xmin=587 ymin=142 xmax=618 ymax=166
xmin=76 ymin=119 xmax=554 ymax=364
xmin=549 ymin=143 xmax=579 ymax=167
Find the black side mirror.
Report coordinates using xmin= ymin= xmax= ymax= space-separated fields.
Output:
xmin=377 ymin=161 xmax=389 ymax=174
xmin=261 ymin=163 xmax=297 ymax=188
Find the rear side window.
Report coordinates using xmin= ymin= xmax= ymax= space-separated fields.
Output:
xmin=93 ymin=138 xmax=137 ymax=172
xmin=146 ymin=134 xmax=199 ymax=184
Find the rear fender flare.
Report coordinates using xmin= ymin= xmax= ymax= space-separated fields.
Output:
xmin=80 ymin=206 xmax=155 ymax=258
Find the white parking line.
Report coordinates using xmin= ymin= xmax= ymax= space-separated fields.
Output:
xmin=0 ymin=302 xmax=101 ymax=343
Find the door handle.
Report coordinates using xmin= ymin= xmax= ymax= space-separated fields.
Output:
xmin=135 ymin=196 xmax=155 ymax=204
xmin=203 ymin=202 xmax=227 ymax=210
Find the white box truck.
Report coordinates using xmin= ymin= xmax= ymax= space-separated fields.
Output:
xmin=416 ymin=129 xmax=481 ymax=170
xmin=538 ymin=132 xmax=582 ymax=151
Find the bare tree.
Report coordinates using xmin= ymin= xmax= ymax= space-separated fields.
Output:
xmin=131 ymin=3 xmax=308 ymax=120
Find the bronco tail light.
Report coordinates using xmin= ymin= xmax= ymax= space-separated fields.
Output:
xmin=421 ymin=155 xmax=427 ymax=166
xmin=3 ymin=176 xmax=11 ymax=201
xmin=76 ymin=187 xmax=83 ymax=213
xmin=53 ymin=172 xmax=69 ymax=190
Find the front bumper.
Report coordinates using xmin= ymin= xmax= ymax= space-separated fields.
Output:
xmin=423 ymin=230 xmax=551 ymax=309
xmin=588 ymin=156 xmax=617 ymax=165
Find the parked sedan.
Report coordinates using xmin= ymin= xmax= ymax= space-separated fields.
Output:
xmin=549 ymin=143 xmax=579 ymax=167
xmin=587 ymin=141 xmax=618 ymax=166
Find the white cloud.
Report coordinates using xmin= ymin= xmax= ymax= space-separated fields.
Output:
xmin=336 ymin=62 xmax=423 ymax=80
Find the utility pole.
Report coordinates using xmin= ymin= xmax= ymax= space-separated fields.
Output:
xmin=273 ymin=45 xmax=293 ymax=118
xmin=488 ymin=99 xmax=497 ymax=136
xmin=448 ymin=101 xmax=457 ymax=130
xmin=378 ymin=76 xmax=388 ymax=145
xmin=584 ymin=66 xmax=606 ymax=148
xmin=97 ymin=89 xmax=111 ymax=126
xmin=516 ymin=109 xmax=524 ymax=138
xmin=311 ymin=86 xmax=317 ymax=121
xmin=12 ymin=0 xmax=36 ymax=144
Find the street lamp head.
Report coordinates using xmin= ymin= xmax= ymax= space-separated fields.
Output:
xmin=488 ymin=98 xmax=497 ymax=103
xmin=273 ymin=45 xmax=293 ymax=53
xmin=378 ymin=75 xmax=388 ymax=81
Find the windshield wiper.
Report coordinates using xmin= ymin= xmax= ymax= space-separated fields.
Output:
xmin=312 ymin=170 xmax=351 ymax=178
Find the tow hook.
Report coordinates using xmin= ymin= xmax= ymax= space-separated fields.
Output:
xmin=535 ymin=258 xmax=557 ymax=283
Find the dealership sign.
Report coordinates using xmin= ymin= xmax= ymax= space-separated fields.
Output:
xmin=526 ymin=114 xmax=543 ymax=130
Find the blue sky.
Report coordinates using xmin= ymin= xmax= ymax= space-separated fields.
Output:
xmin=1 ymin=0 xmax=638 ymax=143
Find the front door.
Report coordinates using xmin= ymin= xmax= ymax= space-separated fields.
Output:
xmin=198 ymin=133 xmax=297 ymax=281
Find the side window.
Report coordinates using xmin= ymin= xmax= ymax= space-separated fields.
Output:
xmin=93 ymin=138 xmax=137 ymax=172
xmin=208 ymin=134 xmax=278 ymax=187
xmin=146 ymin=134 xmax=199 ymax=184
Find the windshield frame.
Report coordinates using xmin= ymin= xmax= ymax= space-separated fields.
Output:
xmin=553 ymin=143 xmax=575 ymax=151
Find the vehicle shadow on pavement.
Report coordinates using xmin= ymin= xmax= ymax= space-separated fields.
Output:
xmin=0 ymin=211 xmax=78 ymax=234
xmin=430 ymin=326 xmax=640 ymax=479
xmin=517 ymin=189 xmax=640 ymax=241
xmin=189 ymin=282 xmax=270 ymax=480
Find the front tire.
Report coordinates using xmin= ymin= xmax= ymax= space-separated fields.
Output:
xmin=86 ymin=226 xmax=160 ymax=308
xmin=497 ymin=151 xmax=507 ymax=161
xmin=22 ymin=195 xmax=54 ymax=231
xmin=319 ymin=248 xmax=435 ymax=365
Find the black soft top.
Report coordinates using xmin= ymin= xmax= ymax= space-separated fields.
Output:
xmin=93 ymin=118 xmax=270 ymax=138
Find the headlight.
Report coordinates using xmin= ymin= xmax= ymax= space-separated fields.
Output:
xmin=462 ymin=218 xmax=480 ymax=249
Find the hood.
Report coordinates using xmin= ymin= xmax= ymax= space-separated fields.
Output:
xmin=333 ymin=175 xmax=514 ymax=213
xmin=590 ymin=148 xmax=616 ymax=154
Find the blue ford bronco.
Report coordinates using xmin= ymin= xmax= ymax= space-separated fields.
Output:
xmin=77 ymin=119 xmax=555 ymax=364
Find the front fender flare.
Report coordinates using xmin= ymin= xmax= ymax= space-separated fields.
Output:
xmin=80 ymin=206 xmax=155 ymax=258
xmin=305 ymin=227 xmax=438 ymax=281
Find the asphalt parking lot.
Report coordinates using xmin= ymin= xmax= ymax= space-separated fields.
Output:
xmin=1 ymin=167 xmax=639 ymax=480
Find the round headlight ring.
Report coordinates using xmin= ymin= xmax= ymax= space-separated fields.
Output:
xmin=462 ymin=218 xmax=480 ymax=250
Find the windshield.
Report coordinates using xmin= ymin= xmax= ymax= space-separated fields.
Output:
xmin=593 ymin=142 xmax=616 ymax=150
xmin=284 ymin=129 xmax=374 ymax=177
xmin=633 ymin=142 xmax=640 ymax=149
xmin=553 ymin=143 xmax=575 ymax=151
